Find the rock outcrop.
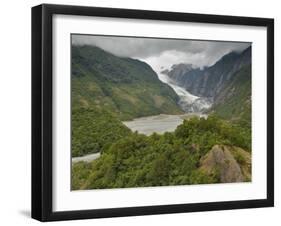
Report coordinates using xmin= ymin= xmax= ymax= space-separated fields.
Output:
xmin=199 ymin=145 xmax=251 ymax=183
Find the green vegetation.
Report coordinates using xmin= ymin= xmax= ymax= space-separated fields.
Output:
xmin=72 ymin=115 xmax=251 ymax=190
xmin=72 ymin=107 xmax=131 ymax=157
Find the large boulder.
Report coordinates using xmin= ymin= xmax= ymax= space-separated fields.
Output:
xmin=199 ymin=145 xmax=251 ymax=183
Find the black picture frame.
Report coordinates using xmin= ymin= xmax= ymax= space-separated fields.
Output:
xmin=32 ymin=3 xmax=274 ymax=222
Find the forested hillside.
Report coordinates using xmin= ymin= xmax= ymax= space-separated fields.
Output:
xmin=72 ymin=45 xmax=183 ymax=121
xmin=72 ymin=108 xmax=132 ymax=157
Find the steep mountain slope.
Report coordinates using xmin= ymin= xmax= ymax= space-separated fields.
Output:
xmin=210 ymin=64 xmax=251 ymax=125
xmin=163 ymin=46 xmax=251 ymax=99
xmin=72 ymin=45 xmax=183 ymax=120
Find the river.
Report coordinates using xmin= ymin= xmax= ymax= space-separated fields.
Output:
xmin=72 ymin=113 xmax=206 ymax=162
xmin=123 ymin=113 xmax=206 ymax=136
xmin=72 ymin=152 xmax=101 ymax=163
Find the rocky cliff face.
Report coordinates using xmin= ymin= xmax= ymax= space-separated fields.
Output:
xmin=210 ymin=64 xmax=251 ymax=121
xmin=162 ymin=46 xmax=251 ymax=100
xmin=162 ymin=63 xmax=194 ymax=81
xmin=199 ymin=145 xmax=251 ymax=183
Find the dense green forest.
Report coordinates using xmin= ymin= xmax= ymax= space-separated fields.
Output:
xmin=72 ymin=107 xmax=131 ymax=157
xmin=72 ymin=115 xmax=251 ymax=190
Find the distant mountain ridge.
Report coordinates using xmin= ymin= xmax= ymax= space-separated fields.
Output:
xmin=162 ymin=46 xmax=251 ymax=100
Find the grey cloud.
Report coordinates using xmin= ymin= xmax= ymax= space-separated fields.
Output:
xmin=72 ymin=34 xmax=250 ymax=68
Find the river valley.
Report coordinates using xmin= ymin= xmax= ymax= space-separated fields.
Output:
xmin=72 ymin=70 xmax=210 ymax=162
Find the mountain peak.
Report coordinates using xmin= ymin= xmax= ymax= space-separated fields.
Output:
xmin=171 ymin=63 xmax=194 ymax=70
xmin=161 ymin=63 xmax=196 ymax=78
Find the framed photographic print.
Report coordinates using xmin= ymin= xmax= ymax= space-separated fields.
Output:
xmin=32 ymin=4 xmax=274 ymax=221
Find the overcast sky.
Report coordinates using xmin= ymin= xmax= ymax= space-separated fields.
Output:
xmin=72 ymin=34 xmax=250 ymax=72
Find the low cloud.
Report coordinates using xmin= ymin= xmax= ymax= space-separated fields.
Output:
xmin=72 ymin=34 xmax=250 ymax=69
